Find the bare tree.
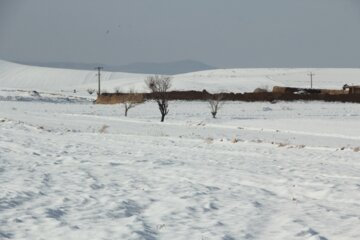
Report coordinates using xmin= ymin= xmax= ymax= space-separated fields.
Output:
xmin=122 ymin=89 xmax=144 ymax=117
xmin=87 ymin=88 xmax=95 ymax=95
xmin=145 ymin=75 xmax=172 ymax=122
xmin=114 ymin=87 xmax=121 ymax=94
xmin=208 ymin=94 xmax=224 ymax=118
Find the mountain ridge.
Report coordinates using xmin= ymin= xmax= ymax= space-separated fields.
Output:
xmin=11 ymin=59 xmax=216 ymax=75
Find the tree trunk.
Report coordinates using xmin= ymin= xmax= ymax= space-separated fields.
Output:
xmin=161 ymin=114 xmax=165 ymax=122
xmin=125 ymin=108 xmax=128 ymax=117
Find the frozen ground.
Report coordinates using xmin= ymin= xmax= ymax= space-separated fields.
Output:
xmin=1 ymin=60 xmax=360 ymax=94
xmin=1 ymin=91 xmax=359 ymax=240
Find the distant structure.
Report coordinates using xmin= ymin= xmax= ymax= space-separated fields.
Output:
xmin=343 ymin=84 xmax=360 ymax=94
xmin=273 ymin=85 xmax=360 ymax=95
xmin=94 ymin=67 xmax=103 ymax=95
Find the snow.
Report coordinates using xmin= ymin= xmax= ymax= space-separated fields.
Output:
xmin=1 ymin=88 xmax=360 ymax=239
xmin=1 ymin=60 xmax=360 ymax=94
xmin=1 ymin=61 xmax=360 ymax=239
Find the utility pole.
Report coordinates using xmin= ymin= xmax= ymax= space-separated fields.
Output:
xmin=95 ymin=67 xmax=103 ymax=95
xmin=308 ymin=72 xmax=315 ymax=89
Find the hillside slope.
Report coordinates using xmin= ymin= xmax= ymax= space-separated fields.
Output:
xmin=1 ymin=60 xmax=360 ymax=93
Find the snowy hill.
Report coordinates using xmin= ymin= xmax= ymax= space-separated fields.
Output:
xmin=1 ymin=60 xmax=360 ymax=94
xmin=1 ymin=59 xmax=360 ymax=239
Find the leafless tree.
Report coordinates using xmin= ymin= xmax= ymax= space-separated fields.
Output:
xmin=122 ymin=89 xmax=144 ymax=117
xmin=114 ymin=87 xmax=121 ymax=94
xmin=208 ymin=94 xmax=224 ymax=118
xmin=87 ymin=88 xmax=95 ymax=95
xmin=145 ymin=75 xmax=172 ymax=122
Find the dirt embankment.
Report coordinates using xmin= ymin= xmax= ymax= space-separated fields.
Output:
xmin=96 ymin=90 xmax=360 ymax=104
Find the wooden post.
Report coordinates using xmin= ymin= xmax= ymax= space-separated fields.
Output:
xmin=308 ymin=72 xmax=315 ymax=89
xmin=95 ymin=67 xmax=103 ymax=95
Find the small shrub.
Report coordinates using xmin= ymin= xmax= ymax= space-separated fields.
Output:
xmin=99 ymin=125 xmax=109 ymax=133
xmin=205 ymin=137 xmax=214 ymax=144
xmin=87 ymin=88 xmax=95 ymax=95
xmin=208 ymin=94 xmax=224 ymax=118
xmin=122 ymin=89 xmax=144 ymax=117
xmin=114 ymin=87 xmax=121 ymax=94
xmin=253 ymin=88 xmax=268 ymax=93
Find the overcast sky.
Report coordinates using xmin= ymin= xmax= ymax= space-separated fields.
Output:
xmin=0 ymin=0 xmax=359 ymax=68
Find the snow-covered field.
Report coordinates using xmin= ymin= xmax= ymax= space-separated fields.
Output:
xmin=1 ymin=89 xmax=360 ymax=239
xmin=1 ymin=61 xmax=359 ymax=239
xmin=1 ymin=60 xmax=360 ymax=94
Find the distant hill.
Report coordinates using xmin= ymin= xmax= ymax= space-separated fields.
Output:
xmin=2 ymin=59 xmax=360 ymax=93
xmin=13 ymin=60 xmax=216 ymax=75
xmin=110 ymin=60 xmax=216 ymax=75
